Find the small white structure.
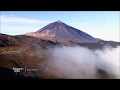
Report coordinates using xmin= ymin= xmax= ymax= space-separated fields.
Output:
xmin=46 ymin=30 xmax=50 ymax=35
xmin=51 ymin=33 xmax=55 ymax=38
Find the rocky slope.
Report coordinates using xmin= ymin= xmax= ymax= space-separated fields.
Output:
xmin=25 ymin=20 xmax=99 ymax=43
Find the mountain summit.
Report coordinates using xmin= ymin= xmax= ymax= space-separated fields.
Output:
xmin=56 ymin=20 xmax=62 ymax=23
xmin=25 ymin=20 xmax=99 ymax=43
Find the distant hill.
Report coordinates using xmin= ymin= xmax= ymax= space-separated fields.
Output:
xmin=0 ymin=33 xmax=58 ymax=48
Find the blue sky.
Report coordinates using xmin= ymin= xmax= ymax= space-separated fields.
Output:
xmin=0 ymin=11 xmax=119 ymax=42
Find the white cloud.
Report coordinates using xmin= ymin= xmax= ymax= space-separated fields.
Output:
xmin=1 ymin=23 xmax=41 ymax=35
xmin=0 ymin=15 xmax=52 ymax=35
xmin=0 ymin=15 xmax=51 ymax=24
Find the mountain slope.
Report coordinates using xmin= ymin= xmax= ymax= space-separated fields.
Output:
xmin=0 ymin=33 xmax=120 ymax=79
xmin=0 ymin=33 xmax=58 ymax=48
xmin=25 ymin=20 xmax=99 ymax=43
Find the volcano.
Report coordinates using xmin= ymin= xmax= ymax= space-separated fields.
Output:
xmin=0 ymin=20 xmax=120 ymax=79
xmin=25 ymin=20 xmax=99 ymax=43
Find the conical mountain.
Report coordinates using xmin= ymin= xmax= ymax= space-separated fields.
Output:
xmin=25 ymin=20 xmax=99 ymax=43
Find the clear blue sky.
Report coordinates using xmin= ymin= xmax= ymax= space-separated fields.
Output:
xmin=0 ymin=11 xmax=119 ymax=42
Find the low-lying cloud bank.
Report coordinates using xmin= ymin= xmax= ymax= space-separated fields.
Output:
xmin=17 ymin=43 xmax=120 ymax=79
xmin=45 ymin=45 xmax=120 ymax=79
